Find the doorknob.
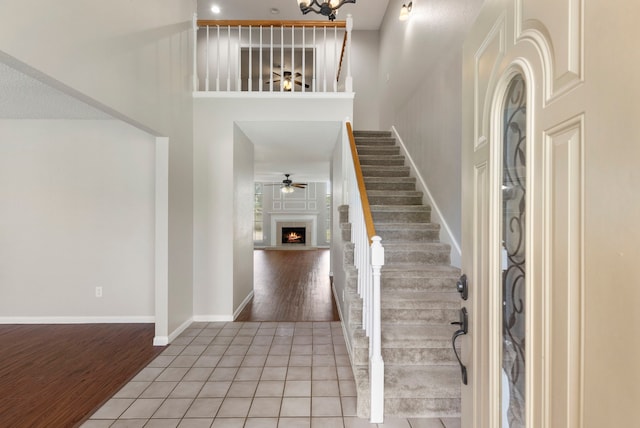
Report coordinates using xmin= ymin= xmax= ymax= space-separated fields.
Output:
xmin=451 ymin=307 xmax=468 ymax=385
xmin=456 ymin=274 xmax=468 ymax=300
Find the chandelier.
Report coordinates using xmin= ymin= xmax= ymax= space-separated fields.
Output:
xmin=296 ymin=0 xmax=356 ymax=21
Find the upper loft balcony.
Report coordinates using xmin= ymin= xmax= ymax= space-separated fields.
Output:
xmin=192 ymin=16 xmax=354 ymax=98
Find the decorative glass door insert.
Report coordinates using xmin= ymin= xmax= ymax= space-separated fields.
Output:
xmin=501 ymin=74 xmax=527 ymax=428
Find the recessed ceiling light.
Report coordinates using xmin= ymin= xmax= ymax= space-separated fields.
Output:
xmin=270 ymin=8 xmax=280 ymax=15
xmin=211 ymin=5 xmax=221 ymax=14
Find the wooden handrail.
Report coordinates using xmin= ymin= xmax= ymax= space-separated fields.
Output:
xmin=346 ymin=122 xmax=377 ymax=243
xmin=197 ymin=19 xmax=346 ymax=28
xmin=336 ymin=32 xmax=348 ymax=82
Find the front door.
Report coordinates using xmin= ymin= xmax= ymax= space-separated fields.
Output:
xmin=461 ymin=1 xmax=585 ymax=427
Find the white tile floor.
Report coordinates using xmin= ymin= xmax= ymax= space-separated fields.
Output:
xmin=82 ymin=322 xmax=460 ymax=428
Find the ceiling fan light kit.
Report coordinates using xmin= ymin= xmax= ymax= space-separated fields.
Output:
xmin=296 ymin=0 xmax=356 ymax=21
xmin=264 ymin=174 xmax=308 ymax=193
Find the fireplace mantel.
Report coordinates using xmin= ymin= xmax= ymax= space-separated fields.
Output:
xmin=270 ymin=214 xmax=317 ymax=247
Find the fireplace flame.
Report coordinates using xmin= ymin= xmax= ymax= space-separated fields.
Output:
xmin=286 ymin=232 xmax=302 ymax=242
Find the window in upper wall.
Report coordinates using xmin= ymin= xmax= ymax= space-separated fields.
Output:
xmin=325 ymin=183 xmax=332 ymax=243
xmin=254 ymin=183 xmax=264 ymax=242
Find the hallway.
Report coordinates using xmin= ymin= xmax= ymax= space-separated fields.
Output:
xmin=235 ymin=250 xmax=340 ymax=322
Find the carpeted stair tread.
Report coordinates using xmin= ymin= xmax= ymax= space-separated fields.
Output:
xmin=359 ymin=155 xmax=406 ymax=166
xmin=355 ymin=137 xmax=397 ymax=145
xmin=383 ymin=242 xmax=451 ymax=265
xmin=367 ymin=191 xmax=424 ymax=206
xmin=375 ymin=222 xmax=440 ymax=242
xmin=379 ymin=291 xmax=459 ymax=307
xmin=361 ymin=165 xmax=411 ymax=177
xmin=364 ymin=176 xmax=416 ymax=183
xmin=370 ymin=204 xmax=431 ymax=212
xmin=353 ymin=324 xmax=458 ymax=347
xmin=367 ymin=190 xmax=423 ymax=197
xmin=353 ymin=130 xmax=392 ymax=138
xmin=357 ymin=146 xmax=401 ymax=156
xmin=380 ymin=263 xmax=460 ymax=274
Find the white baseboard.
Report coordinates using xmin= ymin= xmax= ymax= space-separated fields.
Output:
xmin=233 ymin=290 xmax=254 ymax=320
xmin=154 ymin=317 xmax=194 ymax=346
xmin=153 ymin=336 xmax=169 ymax=346
xmin=0 ymin=316 xmax=155 ymax=324
xmin=331 ymin=283 xmax=352 ymax=362
xmin=391 ymin=126 xmax=462 ymax=267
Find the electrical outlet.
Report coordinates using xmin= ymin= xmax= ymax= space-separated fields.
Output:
xmin=95 ymin=287 xmax=103 ymax=298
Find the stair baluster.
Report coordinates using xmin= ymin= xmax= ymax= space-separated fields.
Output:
xmin=345 ymin=122 xmax=385 ymax=423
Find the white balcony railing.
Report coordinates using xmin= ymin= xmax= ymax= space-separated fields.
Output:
xmin=192 ymin=14 xmax=353 ymax=93
xmin=345 ymin=122 xmax=385 ymax=423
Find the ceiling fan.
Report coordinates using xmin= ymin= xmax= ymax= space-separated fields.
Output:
xmin=266 ymin=71 xmax=310 ymax=91
xmin=265 ymin=174 xmax=308 ymax=193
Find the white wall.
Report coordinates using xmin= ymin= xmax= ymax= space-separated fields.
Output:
xmin=0 ymin=120 xmax=155 ymax=321
xmin=377 ymin=0 xmax=483 ymax=253
xmin=351 ymin=30 xmax=381 ymax=130
xmin=0 ymin=1 xmax=196 ymax=335
xmin=193 ymin=96 xmax=353 ymax=319
xmin=233 ymin=125 xmax=255 ymax=316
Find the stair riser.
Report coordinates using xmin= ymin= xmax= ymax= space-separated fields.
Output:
xmin=364 ymin=184 xmax=416 ymax=191
xmin=372 ymin=211 xmax=431 ymax=223
xmin=359 ymin=157 xmax=405 ymax=166
xmin=338 ymin=205 xmax=349 ymax=223
xmin=343 ymin=247 xmax=354 ymax=265
xmin=351 ymin=308 xmax=459 ymax=325
xmin=385 ymin=250 xmax=450 ymax=265
xmin=353 ymin=131 xmax=392 ymax=138
xmin=383 ymin=399 xmax=461 ymax=418
xmin=364 ymin=181 xmax=416 ymax=191
xmin=357 ymin=147 xmax=400 ymax=156
xmin=381 ymin=277 xmax=458 ymax=292
xmin=351 ymin=347 xmax=458 ymax=366
xmin=361 ymin=167 xmax=410 ymax=177
xmin=376 ymin=229 xmax=440 ymax=242
xmin=367 ymin=195 xmax=423 ymax=205
xmin=355 ymin=138 xmax=396 ymax=146
xmin=357 ymin=397 xmax=461 ymax=419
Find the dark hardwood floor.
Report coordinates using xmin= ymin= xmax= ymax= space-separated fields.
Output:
xmin=0 ymin=323 xmax=163 ymax=427
xmin=235 ymin=249 xmax=340 ymax=321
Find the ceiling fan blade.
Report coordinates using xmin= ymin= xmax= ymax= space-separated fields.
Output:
xmin=292 ymin=184 xmax=307 ymax=188
xmin=293 ymin=81 xmax=310 ymax=88
xmin=272 ymin=71 xmax=282 ymax=77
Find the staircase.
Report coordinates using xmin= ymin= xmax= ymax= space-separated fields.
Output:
xmin=340 ymin=130 xmax=462 ymax=419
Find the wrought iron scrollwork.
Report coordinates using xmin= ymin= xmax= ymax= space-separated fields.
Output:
xmin=502 ymin=74 xmax=527 ymax=428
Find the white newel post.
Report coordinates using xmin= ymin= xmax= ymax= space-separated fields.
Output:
xmin=370 ymin=235 xmax=385 ymax=423
xmin=192 ymin=13 xmax=198 ymax=92
xmin=345 ymin=14 xmax=353 ymax=93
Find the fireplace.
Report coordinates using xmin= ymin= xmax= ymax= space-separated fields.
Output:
xmin=282 ymin=227 xmax=306 ymax=245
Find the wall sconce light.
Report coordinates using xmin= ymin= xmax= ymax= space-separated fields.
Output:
xmin=399 ymin=1 xmax=412 ymax=21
